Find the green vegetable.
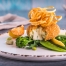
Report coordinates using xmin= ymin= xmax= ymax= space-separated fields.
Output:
xmin=26 ymin=44 xmax=36 ymax=49
xmin=16 ymin=35 xmax=66 ymax=51
xmin=34 ymin=40 xmax=40 ymax=46
xmin=16 ymin=36 xmax=32 ymax=48
xmin=40 ymin=40 xmax=66 ymax=52
xmin=32 ymin=47 xmax=37 ymax=50
xmin=6 ymin=37 xmax=13 ymax=45
xmin=56 ymin=35 xmax=66 ymax=40
xmin=56 ymin=35 xmax=66 ymax=46
xmin=26 ymin=40 xmax=38 ymax=50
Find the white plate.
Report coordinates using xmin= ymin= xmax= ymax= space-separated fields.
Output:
xmin=0 ymin=30 xmax=66 ymax=61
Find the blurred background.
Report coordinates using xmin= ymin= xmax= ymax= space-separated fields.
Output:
xmin=0 ymin=0 xmax=66 ymax=29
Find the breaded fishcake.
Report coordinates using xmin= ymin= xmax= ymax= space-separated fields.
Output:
xmin=27 ymin=24 xmax=60 ymax=40
xmin=42 ymin=24 xmax=60 ymax=40
xmin=27 ymin=25 xmax=37 ymax=36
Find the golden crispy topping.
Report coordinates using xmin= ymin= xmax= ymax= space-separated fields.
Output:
xmin=8 ymin=25 xmax=24 ymax=38
xmin=28 ymin=6 xmax=62 ymax=27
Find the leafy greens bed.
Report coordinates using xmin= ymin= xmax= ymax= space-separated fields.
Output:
xmin=16 ymin=35 xmax=66 ymax=52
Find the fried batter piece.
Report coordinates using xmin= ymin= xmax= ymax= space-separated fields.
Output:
xmin=42 ymin=24 xmax=60 ymax=40
xmin=27 ymin=24 xmax=60 ymax=40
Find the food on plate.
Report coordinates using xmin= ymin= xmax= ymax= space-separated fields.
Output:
xmin=27 ymin=24 xmax=60 ymax=40
xmin=27 ymin=6 xmax=65 ymax=47
xmin=6 ymin=6 xmax=66 ymax=52
xmin=51 ymin=38 xmax=65 ymax=47
xmin=8 ymin=25 xmax=24 ymax=38
xmin=56 ymin=35 xmax=66 ymax=45
xmin=6 ymin=37 xmax=13 ymax=45
xmin=28 ymin=6 xmax=62 ymax=26
xmin=40 ymin=40 xmax=66 ymax=52
xmin=16 ymin=36 xmax=31 ymax=48
xmin=28 ymin=6 xmax=61 ymax=40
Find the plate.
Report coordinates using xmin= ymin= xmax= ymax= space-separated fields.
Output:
xmin=0 ymin=30 xmax=66 ymax=61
